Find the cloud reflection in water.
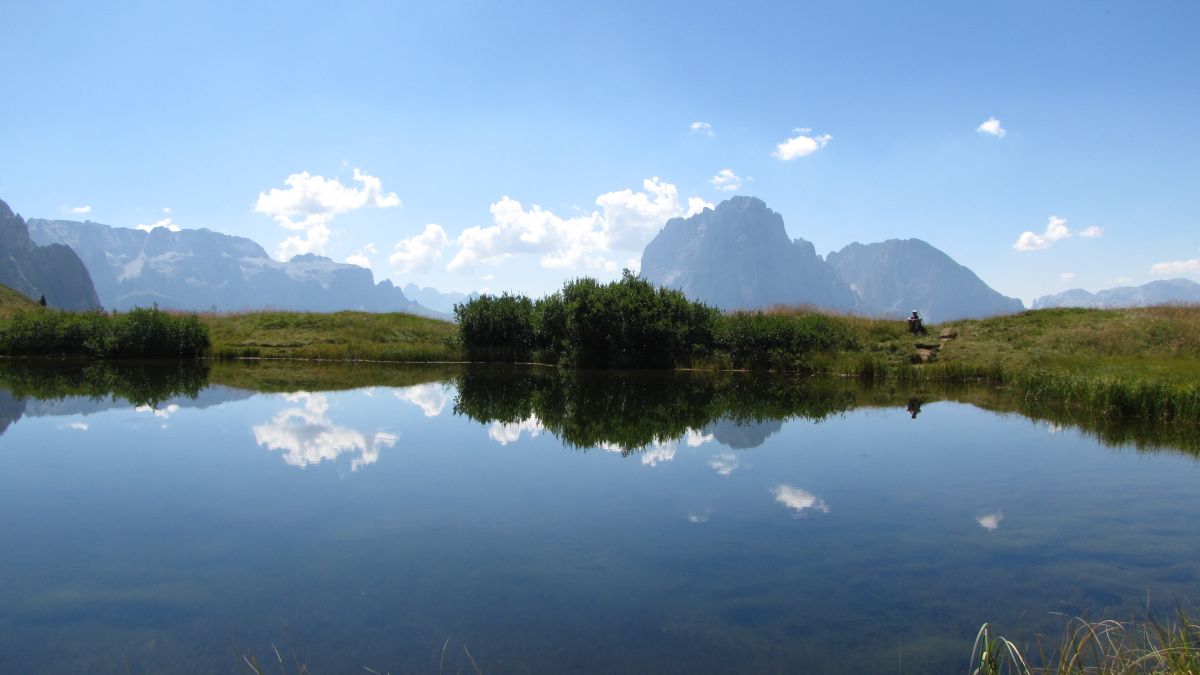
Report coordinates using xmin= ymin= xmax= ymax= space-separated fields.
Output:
xmin=976 ymin=512 xmax=1004 ymax=531
xmin=253 ymin=392 xmax=398 ymax=470
xmin=772 ymin=484 xmax=830 ymax=517
xmin=488 ymin=415 xmax=544 ymax=445
xmin=394 ymin=383 xmax=452 ymax=417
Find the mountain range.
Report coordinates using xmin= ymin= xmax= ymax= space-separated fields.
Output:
xmin=641 ymin=196 xmax=1023 ymax=321
xmin=401 ymin=284 xmax=478 ymax=315
xmin=9 ymin=193 xmax=1192 ymax=321
xmin=1032 ymin=279 xmax=1200 ymax=309
xmin=27 ymin=218 xmax=446 ymax=318
xmin=0 ymin=199 xmax=100 ymax=310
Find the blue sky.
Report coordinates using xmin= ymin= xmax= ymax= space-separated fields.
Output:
xmin=1 ymin=0 xmax=1197 ymax=304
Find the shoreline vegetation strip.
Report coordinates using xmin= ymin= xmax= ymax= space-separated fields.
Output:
xmin=0 ymin=274 xmax=1196 ymax=423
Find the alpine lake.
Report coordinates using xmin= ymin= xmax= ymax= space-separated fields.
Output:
xmin=0 ymin=360 xmax=1197 ymax=674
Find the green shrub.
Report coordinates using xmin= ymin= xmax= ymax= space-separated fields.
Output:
xmin=714 ymin=311 xmax=858 ymax=371
xmin=0 ymin=306 xmax=209 ymax=358
xmin=456 ymin=271 xmax=720 ymax=369
xmin=454 ymin=293 xmax=537 ymax=362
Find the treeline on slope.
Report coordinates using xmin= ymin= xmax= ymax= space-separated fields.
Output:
xmin=454 ymin=271 xmax=858 ymax=370
xmin=0 ymin=306 xmax=210 ymax=358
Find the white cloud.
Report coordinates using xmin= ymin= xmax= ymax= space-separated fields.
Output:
xmin=1060 ymin=272 xmax=1076 ymax=282
xmin=394 ymin=383 xmax=452 ymax=417
xmin=976 ymin=117 xmax=1007 ymax=138
xmin=689 ymin=121 xmax=714 ymax=137
xmin=771 ymin=484 xmax=830 ymax=516
xmin=68 ymin=205 xmax=91 ymax=214
xmin=1116 ymin=276 xmax=1132 ymax=284
xmin=256 ymin=168 xmax=401 ymax=261
xmin=446 ymin=178 xmax=710 ymax=274
xmin=67 ymin=422 xmax=89 ymax=431
xmin=252 ymin=392 xmax=397 ymax=471
xmin=686 ymin=429 xmax=713 ymax=447
xmin=1079 ymin=226 xmax=1104 ymax=238
xmin=1013 ymin=216 xmax=1071 ymax=251
xmin=687 ymin=509 xmax=712 ymax=523
xmin=772 ymin=128 xmax=832 ymax=160
xmin=390 ymin=224 xmax=450 ymax=274
xmin=1150 ymin=258 xmax=1200 ymax=275
xmin=346 ymin=243 xmax=377 ymax=269
xmin=488 ymin=415 xmax=544 ymax=445
xmin=709 ymin=168 xmax=742 ymax=192
xmin=135 ymin=217 xmax=182 ymax=233
xmin=976 ymin=511 xmax=1004 ymax=531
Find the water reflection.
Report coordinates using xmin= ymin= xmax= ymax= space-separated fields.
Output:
xmin=976 ymin=512 xmax=1004 ymax=531
xmin=449 ymin=366 xmax=1200 ymax=458
xmin=487 ymin=415 xmax=544 ymax=445
xmin=0 ymin=362 xmax=1198 ymax=674
xmin=252 ymin=392 xmax=398 ymax=470
xmin=450 ymin=367 xmax=857 ymax=454
xmin=708 ymin=452 xmax=741 ymax=476
xmin=394 ymin=383 xmax=452 ymax=417
xmin=0 ymin=360 xmax=1195 ymax=461
xmin=771 ymin=484 xmax=831 ymax=516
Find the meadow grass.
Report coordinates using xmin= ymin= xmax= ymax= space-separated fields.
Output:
xmin=0 ymin=283 xmax=39 ymax=318
xmin=200 ymin=310 xmax=461 ymax=362
xmin=971 ymin=614 xmax=1200 ymax=674
xmin=762 ymin=304 xmax=1200 ymax=423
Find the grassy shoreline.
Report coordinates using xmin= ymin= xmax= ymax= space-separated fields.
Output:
xmin=0 ymin=288 xmax=1197 ymax=423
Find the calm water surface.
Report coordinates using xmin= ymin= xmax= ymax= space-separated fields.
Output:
xmin=0 ymin=363 xmax=1197 ymax=674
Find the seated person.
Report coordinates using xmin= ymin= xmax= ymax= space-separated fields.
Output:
xmin=907 ymin=310 xmax=925 ymax=335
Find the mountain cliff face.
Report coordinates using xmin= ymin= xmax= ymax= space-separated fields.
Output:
xmin=27 ymin=218 xmax=445 ymax=318
xmin=827 ymin=239 xmax=1024 ymax=321
xmin=640 ymin=196 xmax=857 ymax=311
xmin=1032 ymin=279 xmax=1200 ymax=309
xmin=0 ymin=199 xmax=101 ymax=310
xmin=639 ymin=196 xmax=1020 ymax=320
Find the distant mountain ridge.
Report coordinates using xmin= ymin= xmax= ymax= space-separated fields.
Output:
xmin=640 ymin=196 xmax=1022 ymax=321
xmin=28 ymin=218 xmax=447 ymax=318
xmin=828 ymin=238 xmax=1023 ymax=320
xmin=402 ymin=284 xmax=478 ymax=315
xmin=1032 ymin=279 xmax=1200 ymax=309
xmin=0 ymin=199 xmax=100 ymax=310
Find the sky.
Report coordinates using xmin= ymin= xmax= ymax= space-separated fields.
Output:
xmin=1 ymin=0 xmax=1198 ymax=305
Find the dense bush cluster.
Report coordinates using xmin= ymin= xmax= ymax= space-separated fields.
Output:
xmin=0 ymin=306 xmax=210 ymax=358
xmin=454 ymin=271 xmax=859 ymax=370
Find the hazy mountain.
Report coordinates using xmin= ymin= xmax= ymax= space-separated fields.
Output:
xmin=640 ymin=196 xmax=858 ymax=311
xmin=827 ymin=239 xmax=1024 ymax=321
xmin=402 ymin=283 xmax=478 ymax=315
xmin=0 ymin=199 xmax=101 ymax=310
xmin=1032 ymin=278 xmax=1200 ymax=309
xmin=28 ymin=218 xmax=447 ymax=318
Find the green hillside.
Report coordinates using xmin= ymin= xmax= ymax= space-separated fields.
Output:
xmin=0 ymin=283 xmax=41 ymax=318
xmin=201 ymin=310 xmax=460 ymax=362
